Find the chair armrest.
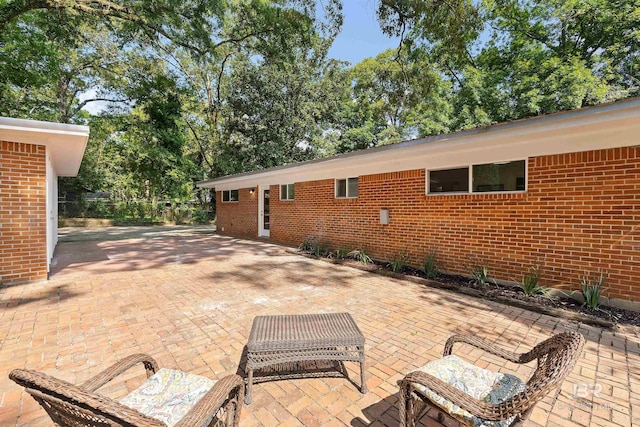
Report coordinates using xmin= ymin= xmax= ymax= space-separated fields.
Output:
xmin=444 ymin=335 xmax=529 ymax=364
xmin=80 ymin=354 xmax=159 ymax=392
xmin=400 ymin=371 xmax=519 ymax=421
xmin=10 ymin=369 xmax=164 ymax=426
xmin=175 ymin=374 xmax=244 ymax=427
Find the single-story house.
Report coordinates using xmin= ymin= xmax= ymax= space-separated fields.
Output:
xmin=0 ymin=117 xmax=89 ymax=284
xmin=197 ymin=97 xmax=640 ymax=306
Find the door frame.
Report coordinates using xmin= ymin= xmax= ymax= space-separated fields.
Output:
xmin=258 ymin=185 xmax=270 ymax=238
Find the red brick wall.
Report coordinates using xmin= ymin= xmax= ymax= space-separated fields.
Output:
xmin=0 ymin=141 xmax=48 ymax=284
xmin=215 ymin=188 xmax=258 ymax=239
xmin=217 ymin=146 xmax=640 ymax=301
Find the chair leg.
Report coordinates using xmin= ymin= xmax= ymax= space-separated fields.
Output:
xmin=399 ymin=382 xmax=416 ymax=427
xmin=245 ymin=369 xmax=253 ymax=405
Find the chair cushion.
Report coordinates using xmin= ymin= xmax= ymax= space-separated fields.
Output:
xmin=120 ymin=368 xmax=216 ymax=427
xmin=410 ymin=355 xmax=526 ymax=427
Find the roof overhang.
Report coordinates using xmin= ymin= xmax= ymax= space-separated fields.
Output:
xmin=198 ymin=97 xmax=640 ymax=191
xmin=0 ymin=117 xmax=90 ymax=176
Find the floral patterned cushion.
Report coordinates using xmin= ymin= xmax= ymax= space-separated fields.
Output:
xmin=120 ymin=368 xmax=216 ymax=426
xmin=411 ymin=355 xmax=526 ymax=427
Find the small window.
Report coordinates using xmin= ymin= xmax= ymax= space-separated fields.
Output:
xmin=280 ymin=183 xmax=295 ymax=200
xmin=336 ymin=177 xmax=358 ymax=198
xmin=429 ymin=168 xmax=469 ymax=193
xmin=222 ymin=189 xmax=239 ymax=202
xmin=473 ymin=160 xmax=526 ymax=192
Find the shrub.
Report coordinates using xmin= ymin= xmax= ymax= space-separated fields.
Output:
xmin=334 ymin=247 xmax=349 ymax=259
xmin=580 ymin=273 xmax=607 ymax=310
xmin=298 ymin=237 xmax=328 ymax=257
xmin=113 ymin=201 xmax=128 ymax=220
xmin=86 ymin=200 xmax=110 ymax=218
xmin=134 ymin=201 xmax=147 ymax=220
xmin=467 ymin=257 xmax=490 ymax=286
xmin=389 ymin=250 xmax=409 ymax=272
xmin=192 ymin=208 xmax=211 ymax=224
xmin=347 ymin=248 xmax=372 ymax=264
xmin=173 ymin=205 xmax=192 ymax=224
xmin=520 ymin=263 xmax=548 ymax=296
xmin=422 ymin=249 xmax=438 ymax=279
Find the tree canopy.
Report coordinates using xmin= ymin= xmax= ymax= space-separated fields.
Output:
xmin=0 ymin=0 xmax=637 ymax=213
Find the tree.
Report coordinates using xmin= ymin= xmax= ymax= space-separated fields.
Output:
xmin=0 ymin=0 xmax=227 ymax=54
xmin=376 ymin=0 xmax=639 ymax=128
xmin=219 ymin=35 xmax=349 ymax=172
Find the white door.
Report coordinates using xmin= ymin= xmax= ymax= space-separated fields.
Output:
xmin=258 ymin=186 xmax=270 ymax=237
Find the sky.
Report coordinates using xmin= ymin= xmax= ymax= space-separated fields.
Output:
xmin=327 ymin=1 xmax=400 ymax=65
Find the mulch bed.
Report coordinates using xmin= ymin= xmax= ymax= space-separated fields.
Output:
xmin=294 ymin=249 xmax=640 ymax=328
xmin=386 ymin=264 xmax=640 ymax=328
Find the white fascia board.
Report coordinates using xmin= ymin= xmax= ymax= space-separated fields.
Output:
xmin=0 ymin=117 xmax=90 ymax=176
xmin=199 ymin=98 xmax=640 ymax=191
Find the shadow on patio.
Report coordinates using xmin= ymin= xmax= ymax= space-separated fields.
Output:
xmin=0 ymin=228 xmax=637 ymax=426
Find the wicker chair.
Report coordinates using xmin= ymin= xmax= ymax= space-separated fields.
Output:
xmin=399 ymin=331 xmax=585 ymax=427
xmin=9 ymin=354 xmax=244 ymax=427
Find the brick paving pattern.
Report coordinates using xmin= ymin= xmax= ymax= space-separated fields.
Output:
xmin=0 ymin=229 xmax=638 ymax=426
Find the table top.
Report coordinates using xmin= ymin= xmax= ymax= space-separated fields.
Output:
xmin=247 ymin=313 xmax=365 ymax=351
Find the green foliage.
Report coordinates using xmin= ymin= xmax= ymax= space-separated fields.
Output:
xmin=85 ymin=200 xmax=110 ymax=219
xmin=334 ymin=247 xmax=349 ymax=259
xmin=466 ymin=257 xmax=491 ymax=286
xmin=191 ymin=208 xmax=211 ymax=224
xmin=298 ymin=237 xmax=329 ymax=257
xmin=580 ymin=273 xmax=608 ymax=311
xmin=520 ymin=263 xmax=549 ymax=296
xmin=422 ymin=249 xmax=439 ymax=279
xmin=171 ymin=205 xmax=192 ymax=224
xmin=389 ymin=250 xmax=409 ymax=272
xmin=347 ymin=248 xmax=373 ymax=264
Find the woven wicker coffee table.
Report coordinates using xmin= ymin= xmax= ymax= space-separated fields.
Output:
xmin=245 ymin=312 xmax=367 ymax=404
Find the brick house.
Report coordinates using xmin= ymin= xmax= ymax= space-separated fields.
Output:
xmin=198 ymin=98 xmax=640 ymax=305
xmin=0 ymin=117 xmax=89 ymax=285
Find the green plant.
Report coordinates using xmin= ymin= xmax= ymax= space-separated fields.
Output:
xmin=389 ymin=250 xmax=409 ymax=272
xmin=172 ymin=205 xmax=191 ymax=224
xmin=467 ymin=257 xmax=491 ymax=286
xmin=580 ymin=273 xmax=607 ymax=311
xmin=334 ymin=247 xmax=349 ymax=259
xmin=192 ymin=208 xmax=211 ymax=224
xmin=134 ymin=201 xmax=147 ymax=220
xmin=520 ymin=263 xmax=548 ymax=296
xmin=298 ymin=237 xmax=328 ymax=257
xmin=422 ymin=249 xmax=438 ymax=279
xmin=347 ymin=248 xmax=372 ymax=264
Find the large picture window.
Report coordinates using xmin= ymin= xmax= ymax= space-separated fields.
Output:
xmin=280 ymin=183 xmax=295 ymax=200
xmin=222 ymin=189 xmax=239 ymax=202
xmin=336 ymin=177 xmax=358 ymax=198
xmin=427 ymin=160 xmax=526 ymax=194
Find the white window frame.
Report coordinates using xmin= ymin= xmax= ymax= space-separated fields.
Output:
xmin=335 ymin=177 xmax=358 ymax=199
xmin=426 ymin=159 xmax=527 ymax=195
xmin=280 ymin=183 xmax=295 ymax=201
xmin=221 ymin=189 xmax=239 ymax=202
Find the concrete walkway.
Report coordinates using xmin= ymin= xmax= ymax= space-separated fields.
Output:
xmin=0 ymin=228 xmax=638 ymax=426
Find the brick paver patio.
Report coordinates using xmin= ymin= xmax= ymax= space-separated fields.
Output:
xmin=0 ymin=228 xmax=638 ymax=426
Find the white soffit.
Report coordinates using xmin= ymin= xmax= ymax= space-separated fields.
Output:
xmin=199 ymin=97 xmax=640 ymax=191
xmin=0 ymin=117 xmax=90 ymax=176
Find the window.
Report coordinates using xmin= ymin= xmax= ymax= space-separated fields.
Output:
xmin=429 ymin=168 xmax=469 ymax=193
xmin=427 ymin=160 xmax=526 ymax=194
xmin=280 ymin=183 xmax=295 ymax=200
xmin=222 ymin=189 xmax=239 ymax=202
xmin=336 ymin=177 xmax=358 ymax=198
xmin=473 ymin=160 xmax=526 ymax=192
